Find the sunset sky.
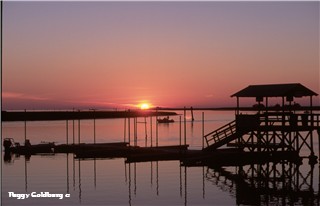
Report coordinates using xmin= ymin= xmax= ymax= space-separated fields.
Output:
xmin=2 ymin=1 xmax=319 ymax=110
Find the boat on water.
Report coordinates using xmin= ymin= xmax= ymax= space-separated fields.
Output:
xmin=157 ymin=117 xmax=174 ymax=123
xmin=3 ymin=138 xmax=55 ymax=154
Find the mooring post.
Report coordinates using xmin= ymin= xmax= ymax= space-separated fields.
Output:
xmin=184 ymin=107 xmax=186 ymax=145
xmin=191 ymin=106 xmax=194 ymax=122
xmin=202 ymin=112 xmax=204 ymax=149
xmin=134 ymin=118 xmax=137 ymax=147
xmin=133 ymin=118 xmax=136 ymax=146
xmin=66 ymin=119 xmax=68 ymax=145
xmin=150 ymin=116 xmax=153 ymax=147
xmin=78 ymin=110 xmax=81 ymax=144
xmin=156 ymin=110 xmax=158 ymax=147
xmin=24 ymin=109 xmax=27 ymax=144
xmin=136 ymin=117 xmax=138 ymax=146
xmin=179 ymin=115 xmax=182 ymax=146
xmin=145 ymin=117 xmax=147 ymax=147
xmin=93 ymin=109 xmax=96 ymax=144
xmin=124 ymin=118 xmax=126 ymax=143
xmin=128 ymin=117 xmax=131 ymax=146
xmin=73 ymin=108 xmax=75 ymax=145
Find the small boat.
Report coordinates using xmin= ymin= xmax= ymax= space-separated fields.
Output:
xmin=157 ymin=117 xmax=174 ymax=123
xmin=3 ymin=138 xmax=55 ymax=154
xmin=3 ymin=138 xmax=16 ymax=151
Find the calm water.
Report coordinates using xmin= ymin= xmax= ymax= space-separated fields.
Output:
xmin=2 ymin=111 xmax=320 ymax=205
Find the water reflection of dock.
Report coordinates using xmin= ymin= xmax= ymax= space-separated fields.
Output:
xmin=205 ymin=162 xmax=319 ymax=205
xmin=12 ymin=154 xmax=319 ymax=205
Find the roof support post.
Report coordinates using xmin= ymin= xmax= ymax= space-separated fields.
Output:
xmin=310 ymin=96 xmax=313 ymax=127
xmin=236 ymin=97 xmax=239 ymax=115
xmin=282 ymin=97 xmax=285 ymax=126
xmin=266 ymin=97 xmax=269 ymax=124
xmin=310 ymin=96 xmax=313 ymax=114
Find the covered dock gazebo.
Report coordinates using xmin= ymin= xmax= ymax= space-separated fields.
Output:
xmin=231 ymin=83 xmax=318 ymax=114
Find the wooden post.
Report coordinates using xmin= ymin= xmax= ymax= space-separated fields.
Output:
xmin=93 ymin=110 xmax=96 ymax=144
xmin=266 ymin=97 xmax=269 ymax=152
xmin=145 ymin=117 xmax=147 ymax=147
xmin=156 ymin=110 xmax=158 ymax=147
xmin=236 ymin=97 xmax=239 ymax=115
xmin=134 ymin=118 xmax=137 ymax=146
xmin=310 ymin=96 xmax=313 ymax=114
xmin=133 ymin=118 xmax=136 ymax=146
xmin=184 ymin=107 xmax=186 ymax=145
xmin=310 ymin=96 xmax=313 ymax=127
xmin=136 ymin=118 xmax=138 ymax=146
xmin=73 ymin=108 xmax=75 ymax=144
xmin=78 ymin=110 xmax=80 ymax=144
xmin=202 ymin=112 xmax=204 ymax=149
xmin=124 ymin=118 xmax=126 ymax=143
xmin=310 ymin=131 xmax=314 ymax=157
xmin=66 ymin=120 xmax=68 ymax=145
xmin=191 ymin=107 xmax=194 ymax=122
xmin=179 ymin=116 xmax=182 ymax=146
xmin=150 ymin=116 xmax=153 ymax=147
xmin=128 ymin=117 xmax=131 ymax=146
xmin=24 ymin=109 xmax=27 ymax=144
xmin=282 ymin=96 xmax=285 ymax=126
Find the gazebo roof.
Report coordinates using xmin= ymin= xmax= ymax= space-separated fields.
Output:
xmin=231 ymin=83 xmax=318 ymax=98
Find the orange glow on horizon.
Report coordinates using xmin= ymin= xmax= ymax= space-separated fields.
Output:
xmin=139 ymin=103 xmax=150 ymax=110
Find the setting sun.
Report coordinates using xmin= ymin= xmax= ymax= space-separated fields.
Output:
xmin=140 ymin=103 xmax=150 ymax=110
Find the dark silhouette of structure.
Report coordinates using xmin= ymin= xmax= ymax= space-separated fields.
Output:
xmin=204 ymin=83 xmax=320 ymax=163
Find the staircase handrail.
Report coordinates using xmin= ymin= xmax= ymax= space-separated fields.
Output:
xmin=204 ymin=120 xmax=236 ymax=138
xmin=204 ymin=120 xmax=236 ymax=146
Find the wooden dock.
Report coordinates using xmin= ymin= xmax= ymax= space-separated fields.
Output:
xmin=3 ymin=140 xmax=303 ymax=167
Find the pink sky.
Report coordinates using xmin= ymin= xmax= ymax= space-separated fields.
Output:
xmin=2 ymin=2 xmax=319 ymax=110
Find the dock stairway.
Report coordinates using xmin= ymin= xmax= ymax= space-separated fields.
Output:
xmin=203 ymin=120 xmax=248 ymax=152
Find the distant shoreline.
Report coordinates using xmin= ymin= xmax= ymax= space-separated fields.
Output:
xmin=2 ymin=106 xmax=320 ymax=122
xmin=1 ymin=110 xmax=178 ymax=122
xmin=155 ymin=106 xmax=320 ymax=111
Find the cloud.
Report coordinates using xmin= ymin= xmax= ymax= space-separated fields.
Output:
xmin=2 ymin=91 xmax=49 ymax=101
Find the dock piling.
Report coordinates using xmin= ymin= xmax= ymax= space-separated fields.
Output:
xmin=184 ymin=107 xmax=186 ymax=145
xmin=66 ymin=120 xmax=68 ymax=145
xmin=24 ymin=109 xmax=27 ymax=144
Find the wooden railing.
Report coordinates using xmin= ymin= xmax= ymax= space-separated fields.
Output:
xmin=204 ymin=120 xmax=236 ymax=147
xmin=203 ymin=113 xmax=320 ymax=150
xmin=258 ymin=113 xmax=320 ymax=128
